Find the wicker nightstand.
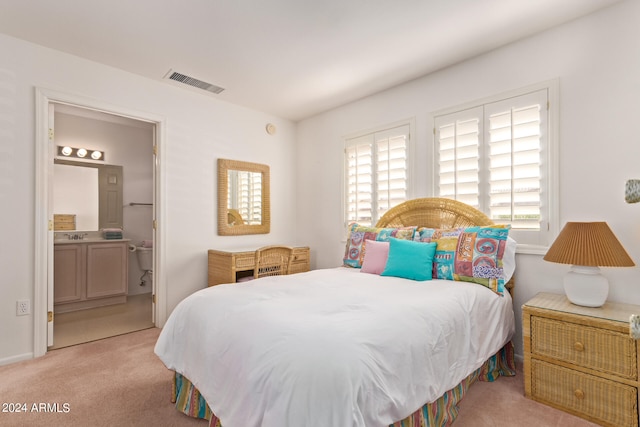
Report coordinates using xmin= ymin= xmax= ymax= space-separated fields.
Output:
xmin=523 ymin=292 xmax=640 ymax=427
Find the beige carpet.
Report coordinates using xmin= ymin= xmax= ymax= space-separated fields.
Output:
xmin=0 ymin=328 xmax=598 ymax=427
xmin=0 ymin=328 xmax=203 ymax=427
xmin=456 ymin=365 xmax=599 ymax=427
xmin=51 ymin=293 xmax=155 ymax=349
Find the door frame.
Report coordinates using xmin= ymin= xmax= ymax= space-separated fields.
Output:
xmin=34 ymin=88 xmax=167 ymax=357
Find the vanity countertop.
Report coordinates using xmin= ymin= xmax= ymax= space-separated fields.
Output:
xmin=54 ymin=238 xmax=131 ymax=245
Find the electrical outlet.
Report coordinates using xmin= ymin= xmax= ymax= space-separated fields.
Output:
xmin=16 ymin=300 xmax=30 ymax=316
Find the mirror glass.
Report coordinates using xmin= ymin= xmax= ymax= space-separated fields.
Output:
xmin=53 ymin=163 xmax=99 ymax=230
xmin=227 ymin=169 xmax=263 ymax=225
xmin=53 ymin=159 xmax=124 ymax=231
xmin=218 ymin=159 xmax=270 ymax=235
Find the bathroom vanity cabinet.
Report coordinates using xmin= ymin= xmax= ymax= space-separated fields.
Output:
xmin=54 ymin=240 xmax=129 ymax=313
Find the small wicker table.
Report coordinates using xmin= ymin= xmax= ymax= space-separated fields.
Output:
xmin=207 ymin=247 xmax=310 ymax=286
xmin=523 ymin=292 xmax=640 ymax=427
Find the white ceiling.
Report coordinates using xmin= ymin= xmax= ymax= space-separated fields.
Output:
xmin=0 ymin=0 xmax=623 ymax=121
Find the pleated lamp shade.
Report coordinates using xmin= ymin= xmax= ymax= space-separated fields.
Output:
xmin=544 ymin=222 xmax=635 ymax=307
xmin=543 ymin=222 xmax=634 ymax=267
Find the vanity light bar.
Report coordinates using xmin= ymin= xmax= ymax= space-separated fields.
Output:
xmin=57 ymin=146 xmax=105 ymax=161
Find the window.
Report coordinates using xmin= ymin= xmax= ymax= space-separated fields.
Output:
xmin=434 ymin=84 xmax=557 ymax=250
xmin=345 ymin=123 xmax=411 ymax=227
xmin=228 ymin=170 xmax=262 ymax=225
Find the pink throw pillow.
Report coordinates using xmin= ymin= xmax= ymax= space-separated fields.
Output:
xmin=360 ymin=240 xmax=390 ymax=275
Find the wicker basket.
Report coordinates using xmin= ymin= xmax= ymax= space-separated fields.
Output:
xmin=54 ymin=214 xmax=76 ymax=231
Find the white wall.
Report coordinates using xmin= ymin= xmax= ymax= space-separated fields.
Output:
xmin=296 ymin=0 xmax=640 ymax=358
xmin=0 ymin=34 xmax=297 ymax=364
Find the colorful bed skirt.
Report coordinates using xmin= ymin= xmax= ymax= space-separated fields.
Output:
xmin=171 ymin=341 xmax=515 ymax=427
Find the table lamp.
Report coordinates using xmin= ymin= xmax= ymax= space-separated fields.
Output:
xmin=543 ymin=222 xmax=635 ymax=307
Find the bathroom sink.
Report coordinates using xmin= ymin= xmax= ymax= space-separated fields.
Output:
xmin=54 ymin=238 xmax=131 ymax=244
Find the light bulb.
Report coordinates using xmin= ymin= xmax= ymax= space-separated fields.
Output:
xmin=91 ymin=151 xmax=102 ymax=160
xmin=61 ymin=146 xmax=72 ymax=156
xmin=77 ymin=148 xmax=87 ymax=158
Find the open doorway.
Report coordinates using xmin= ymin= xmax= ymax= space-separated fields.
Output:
xmin=34 ymin=88 xmax=167 ymax=357
xmin=50 ymin=104 xmax=155 ymax=349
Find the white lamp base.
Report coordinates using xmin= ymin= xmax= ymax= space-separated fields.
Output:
xmin=564 ymin=265 xmax=609 ymax=307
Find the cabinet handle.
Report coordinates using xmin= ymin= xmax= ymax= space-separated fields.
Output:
xmin=574 ymin=389 xmax=585 ymax=400
xmin=574 ymin=341 xmax=584 ymax=352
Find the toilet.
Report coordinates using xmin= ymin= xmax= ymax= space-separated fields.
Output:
xmin=135 ymin=246 xmax=153 ymax=286
xmin=136 ymin=247 xmax=153 ymax=271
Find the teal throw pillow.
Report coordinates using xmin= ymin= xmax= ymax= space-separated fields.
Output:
xmin=381 ymin=239 xmax=437 ymax=281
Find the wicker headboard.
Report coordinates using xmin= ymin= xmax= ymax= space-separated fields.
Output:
xmin=376 ymin=198 xmax=494 ymax=229
xmin=375 ymin=198 xmax=514 ymax=294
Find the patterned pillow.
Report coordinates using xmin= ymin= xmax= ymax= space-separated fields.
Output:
xmin=415 ymin=225 xmax=511 ymax=295
xmin=343 ymin=223 xmax=417 ymax=268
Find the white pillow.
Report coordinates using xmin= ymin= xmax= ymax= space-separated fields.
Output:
xmin=502 ymin=236 xmax=517 ymax=283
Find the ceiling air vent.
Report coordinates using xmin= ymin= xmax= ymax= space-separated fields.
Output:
xmin=165 ymin=70 xmax=225 ymax=94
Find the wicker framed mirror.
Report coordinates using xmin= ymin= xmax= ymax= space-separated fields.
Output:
xmin=217 ymin=158 xmax=270 ymax=235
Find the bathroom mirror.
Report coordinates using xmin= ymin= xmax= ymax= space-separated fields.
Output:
xmin=217 ymin=158 xmax=270 ymax=235
xmin=53 ymin=159 xmax=123 ymax=231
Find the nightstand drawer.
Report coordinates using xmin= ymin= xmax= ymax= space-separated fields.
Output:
xmin=289 ymin=248 xmax=310 ymax=274
xmin=531 ymin=359 xmax=638 ymax=427
xmin=531 ymin=315 xmax=637 ymax=380
xmin=234 ymin=253 xmax=255 ymax=269
xmin=291 ymin=249 xmax=309 ymax=263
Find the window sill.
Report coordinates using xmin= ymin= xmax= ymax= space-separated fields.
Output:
xmin=515 ymin=243 xmax=548 ymax=256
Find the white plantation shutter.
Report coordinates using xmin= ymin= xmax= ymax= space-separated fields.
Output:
xmin=230 ymin=170 xmax=262 ymax=225
xmin=435 ymin=88 xmax=551 ymax=247
xmin=345 ymin=124 xmax=410 ymax=226
xmin=435 ymin=107 xmax=482 ymax=208
xmin=486 ymin=90 xmax=547 ymax=231
xmin=346 ymin=140 xmax=374 ymax=225
xmin=375 ymin=128 xmax=408 ymax=219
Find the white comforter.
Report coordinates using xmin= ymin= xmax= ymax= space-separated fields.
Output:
xmin=155 ymin=267 xmax=514 ymax=427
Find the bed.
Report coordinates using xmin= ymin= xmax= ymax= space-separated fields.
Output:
xmin=155 ymin=198 xmax=517 ymax=427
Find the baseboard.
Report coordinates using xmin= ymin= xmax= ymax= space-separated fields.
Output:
xmin=514 ymin=353 xmax=524 ymax=366
xmin=0 ymin=352 xmax=34 ymax=367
